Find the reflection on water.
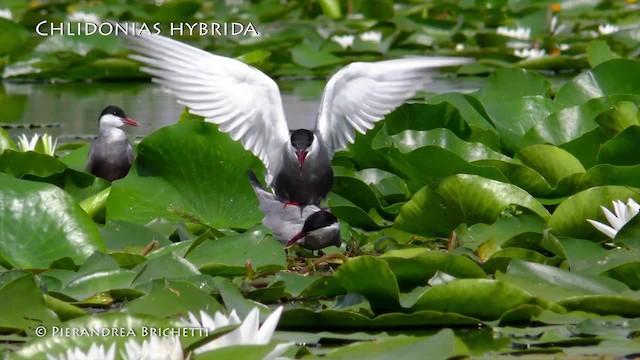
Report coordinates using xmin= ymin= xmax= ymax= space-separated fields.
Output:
xmin=1 ymin=75 xmax=484 ymax=142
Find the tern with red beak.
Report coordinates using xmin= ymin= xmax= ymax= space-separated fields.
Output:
xmin=249 ymin=171 xmax=341 ymax=251
xmin=87 ymin=105 xmax=140 ymax=181
xmin=122 ymin=31 xmax=473 ymax=206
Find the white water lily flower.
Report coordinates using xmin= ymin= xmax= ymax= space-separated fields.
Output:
xmin=588 ymin=199 xmax=640 ymax=239
xmin=17 ymin=133 xmax=58 ymax=156
xmin=46 ymin=343 xmax=116 ymax=360
xmin=514 ymin=48 xmax=546 ymax=59
xmin=598 ymin=23 xmax=619 ymax=35
xmin=497 ymin=26 xmax=531 ymax=40
xmin=331 ymin=34 xmax=354 ymax=49
xmin=359 ymin=31 xmax=382 ymax=43
xmin=121 ymin=335 xmax=183 ymax=360
xmin=185 ymin=307 xmax=290 ymax=358
xmin=67 ymin=11 xmax=101 ymax=24
xmin=0 ymin=8 xmax=12 ymax=20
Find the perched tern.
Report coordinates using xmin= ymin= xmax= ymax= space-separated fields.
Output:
xmin=249 ymin=171 xmax=341 ymax=251
xmin=122 ymin=31 xmax=473 ymax=205
xmin=86 ymin=105 xmax=140 ymax=181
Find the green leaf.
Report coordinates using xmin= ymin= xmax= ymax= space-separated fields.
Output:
xmin=517 ymin=145 xmax=585 ymax=186
xmin=520 ymin=95 xmax=640 ymax=151
xmin=353 ymin=0 xmax=394 ymax=20
xmin=323 ymin=329 xmax=469 ymax=360
xmin=0 ymin=275 xmax=59 ymax=332
xmin=587 ymin=40 xmax=618 ymax=68
xmin=319 ymin=0 xmax=342 ymax=19
xmin=291 ymin=43 xmax=342 ymax=69
xmin=578 ymin=164 xmax=640 ymax=190
xmin=394 ymin=174 xmax=550 ymax=237
xmin=124 ymin=279 xmax=222 ymax=318
xmin=107 ymin=121 xmax=263 ymax=229
xmin=499 ymin=259 xmax=629 ymax=301
xmin=411 ymin=279 xmax=553 ymax=321
xmin=548 ymin=186 xmax=640 ymax=240
xmin=597 ymin=125 xmax=640 ymax=165
xmin=333 ymin=256 xmax=400 ymax=310
xmin=0 ymin=128 xmax=17 ymax=152
xmin=132 ymin=253 xmax=200 ymax=286
xmin=381 ymin=250 xmax=486 ymax=290
xmin=0 ymin=173 xmax=104 ymax=268
xmin=0 ymin=150 xmax=109 ymax=201
xmin=456 ymin=207 xmax=547 ymax=250
xmin=554 ymin=59 xmax=640 ymax=109
xmin=186 ymin=227 xmax=286 ymax=276
xmin=99 ymin=220 xmax=172 ymax=253
xmin=61 ymin=269 xmax=137 ymax=301
xmin=0 ymin=18 xmax=28 ymax=56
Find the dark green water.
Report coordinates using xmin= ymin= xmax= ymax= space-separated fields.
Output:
xmin=1 ymin=76 xmax=485 ymax=142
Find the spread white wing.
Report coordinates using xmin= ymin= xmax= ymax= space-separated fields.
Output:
xmin=123 ymin=32 xmax=290 ymax=181
xmin=315 ymin=57 xmax=474 ymax=157
xmin=249 ymin=172 xmax=319 ymax=243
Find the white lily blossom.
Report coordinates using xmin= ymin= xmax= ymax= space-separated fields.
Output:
xmin=121 ymin=335 xmax=183 ymax=360
xmin=514 ymin=48 xmax=546 ymax=59
xmin=17 ymin=133 xmax=58 ymax=156
xmin=359 ymin=31 xmax=382 ymax=43
xmin=46 ymin=343 xmax=116 ymax=360
xmin=184 ymin=307 xmax=291 ymax=358
xmin=588 ymin=199 xmax=640 ymax=239
xmin=497 ymin=26 xmax=531 ymax=40
xmin=598 ymin=23 xmax=619 ymax=35
xmin=67 ymin=11 xmax=101 ymax=24
xmin=331 ymin=34 xmax=354 ymax=49
xmin=0 ymin=8 xmax=12 ymax=20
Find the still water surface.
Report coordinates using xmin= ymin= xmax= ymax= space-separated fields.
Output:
xmin=1 ymin=76 xmax=485 ymax=142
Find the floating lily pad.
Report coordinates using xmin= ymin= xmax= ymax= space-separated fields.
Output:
xmin=0 ymin=174 xmax=104 ymax=269
xmin=107 ymin=121 xmax=264 ymax=229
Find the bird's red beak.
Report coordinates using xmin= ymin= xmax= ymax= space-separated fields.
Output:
xmin=295 ymin=150 xmax=308 ymax=169
xmin=285 ymin=231 xmax=306 ymax=248
xmin=122 ymin=118 xmax=140 ymax=127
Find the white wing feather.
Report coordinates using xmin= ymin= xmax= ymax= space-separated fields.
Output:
xmin=122 ymin=32 xmax=290 ymax=180
xmin=315 ymin=57 xmax=474 ymax=157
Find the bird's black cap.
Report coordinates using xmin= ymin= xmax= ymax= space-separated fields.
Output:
xmin=302 ymin=210 xmax=337 ymax=232
xmin=100 ymin=105 xmax=127 ymax=120
xmin=290 ymin=129 xmax=314 ymax=151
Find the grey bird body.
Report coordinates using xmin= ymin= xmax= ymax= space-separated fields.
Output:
xmin=87 ymin=106 xmax=139 ymax=181
xmin=249 ymin=171 xmax=341 ymax=251
xmin=273 ymin=130 xmax=333 ymax=206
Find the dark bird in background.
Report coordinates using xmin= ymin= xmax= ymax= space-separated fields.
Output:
xmin=249 ymin=171 xmax=341 ymax=252
xmin=87 ymin=105 xmax=140 ymax=181
xmin=121 ymin=30 xmax=473 ymax=206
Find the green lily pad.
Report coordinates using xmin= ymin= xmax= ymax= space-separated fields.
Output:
xmin=0 ymin=173 xmax=104 ymax=269
xmin=107 ymin=121 xmax=263 ymax=229
xmin=548 ymin=186 xmax=640 ymax=240
xmin=597 ymin=125 xmax=640 ymax=166
xmin=0 ymin=274 xmax=59 ymax=333
xmin=394 ymin=174 xmax=550 ymax=237
xmin=333 ymin=256 xmax=400 ymax=310
xmin=323 ymin=329 xmax=469 ymax=360
xmin=554 ymin=59 xmax=640 ymax=109
xmin=124 ymin=279 xmax=222 ymax=318
xmin=411 ymin=278 xmax=554 ymax=321
xmin=186 ymin=227 xmax=286 ymax=276
xmin=380 ymin=250 xmax=486 ymax=290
